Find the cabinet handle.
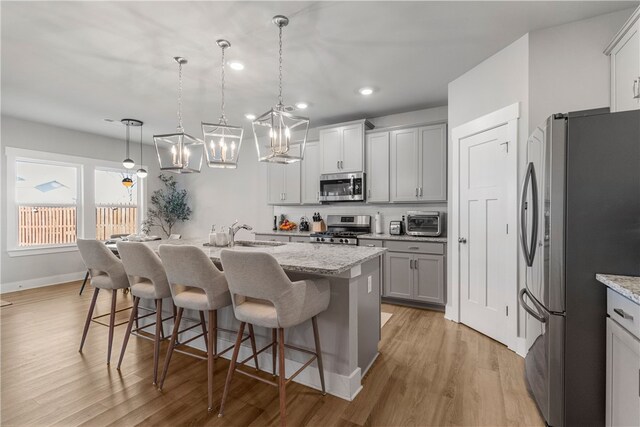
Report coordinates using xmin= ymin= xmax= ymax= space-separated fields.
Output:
xmin=366 ymin=244 xmax=375 ymax=247
xmin=337 ymin=160 xmax=340 ymax=170
xmin=368 ymin=189 xmax=371 ymax=198
xmin=414 ymin=259 xmax=418 ymax=269
xmin=409 ymin=259 xmax=414 ymax=269
xmin=317 ymin=191 xmax=320 ymax=201
xmin=634 ymin=78 xmax=640 ymax=99
xmin=419 ymin=187 xmax=423 ymax=197
xmin=408 ymin=246 xmax=419 ymax=250
xmin=415 ymin=187 xmax=418 ymax=197
xmin=340 ymin=160 xmax=343 ymax=169
xmin=613 ymin=308 xmax=634 ymax=321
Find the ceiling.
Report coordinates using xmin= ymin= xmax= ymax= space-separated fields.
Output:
xmin=1 ymin=1 xmax=636 ymax=142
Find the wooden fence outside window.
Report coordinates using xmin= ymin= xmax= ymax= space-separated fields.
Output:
xmin=18 ymin=205 xmax=137 ymax=246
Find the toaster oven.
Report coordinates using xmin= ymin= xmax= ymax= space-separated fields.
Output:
xmin=405 ymin=211 xmax=443 ymax=236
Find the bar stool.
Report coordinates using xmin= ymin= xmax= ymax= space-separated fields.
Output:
xmin=115 ymin=241 xmax=174 ymax=385
xmin=77 ymin=239 xmax=131 ymax=364
xmin=157 ymin=244 xmax=259 ymax=412
xmin=218 ymin=250 xmax=330 ymax=426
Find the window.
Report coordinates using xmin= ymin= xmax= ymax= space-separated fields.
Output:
xmin=6 ymin=147 xmax=145 ymax=256
xmin=95 ymin=169 xmax=138 ymax=240
xmin=16 ymin=160 xmax=80 ymax=247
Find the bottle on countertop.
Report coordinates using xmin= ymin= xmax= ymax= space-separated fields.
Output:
xmin=273 ymin=216 xmax=278 ymax=231
xmin=375 ymin=212 xmax=383 ymax=234
xmin=209 ymin=225 xmax=216 ymax=245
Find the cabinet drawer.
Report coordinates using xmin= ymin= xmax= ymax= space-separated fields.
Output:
xmin=384 ymin=240 xmax=444 ymax=255
xmin=359 ymin=239 xmax=383 ymax=248
xmin=608 ymin=289 xmax=640 ymax=339
xmin=255 ymin=234 xmax=290 ymax=243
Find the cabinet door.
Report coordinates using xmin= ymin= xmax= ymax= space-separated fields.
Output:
xmin=413 ymin=254 xmax=445 ymax=304
xmin=384 ymin=251 xmax=413 ymax=299
xmin=320 ymin=128 xmax=342 ymax=174
xmin=610 ymin=19 xmax=640 ymax=112
xmin=366 ymin=132 xmax=390 ymax=203
xmin=390 ymin=128 xmax=419 ymax=202
xmin=418 ymin=124 xmax=447 ymax=201
xmin=283 ymin=145 xmax=301 ymax=204
xmin=341 ymin=124 xmax=364 ymax=172
xmin=267 ymin=163 xmax=285 ymax=205
xmin=606 ymin=317 xmax=640 ymax=427
xmin=301 ymin=141 xmax=321 ymax=204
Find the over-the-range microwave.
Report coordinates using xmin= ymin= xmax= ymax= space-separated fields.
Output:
xmin=319 ymin=172 xmax=365 ymax=202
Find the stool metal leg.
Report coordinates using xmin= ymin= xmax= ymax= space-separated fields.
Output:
xmin=248 ymin=324 xmax=259 ymax=371
xmin=311 ymin=316 xmax=326 ymax=395
xmin=79 ymin=271 xmax=90 ymax=295
xmin=106 ymin=289 xmax=118 ymax=365
xmin=207 ymin=310 xmax=216 ymax=413
xmin=272 ymin=329 xmax=278 ymax=376
xmin=218 ymin=322 xmax=246 ymax=417
xmin=199 ymin=311 xmax=208 ymax=350
xmin=117 ymin=296 xmax=140 ymax=370
xmin=79 ymin=288 xmax=100 ymax=352
xmin=278 ymin=327 xmax=287 ymax=427
xmin=153 ymin=298 xmax=163 ymax=385
xmin=158 ymin=307 xmax=183 ymax=390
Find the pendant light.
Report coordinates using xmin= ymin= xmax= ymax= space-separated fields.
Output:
xmin=154 ymin=57 xmax=204 ymax=174
xmin=202 ymin=40 xmax=244 ymax=169
xmin=252 ymin=15 xmax=309 ymax=164
xmin=136 ymin=120 xmax=148 ymax=178
xmin=121 ymin=118 xmax=141 ymax=169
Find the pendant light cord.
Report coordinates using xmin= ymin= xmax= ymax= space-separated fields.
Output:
xmin=139 ymin=124 xmax=143 ymax=162
xmin=125 ymin=123 xmax=130 ymax=158
xmin=278 ymin=24 xmax=283 ymax=107
xmin=177 ymin=60 xmax=184 ymax=132
xmin=220 ymin=45 xmax=227 ymax=125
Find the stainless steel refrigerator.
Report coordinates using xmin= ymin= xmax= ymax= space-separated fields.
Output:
xmin=519 ymin=108 xmax=640 ymax=426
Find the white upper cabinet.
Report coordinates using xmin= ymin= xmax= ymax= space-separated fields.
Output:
xmin=605 ymin=6 xmax=640 ymax=112
xmin=390 ymin=124 xmax=447 ymax=203
xmin=365 ymin=132 xmax=390 ymax=203
xmin=319 ymin=120 xmax=372 ymax=174
xmin=266 ymin=145 xmax=301 ymax=205
xmin=301 ymin=141 xmax=321 ymax=204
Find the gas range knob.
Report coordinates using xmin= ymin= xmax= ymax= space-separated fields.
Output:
xmin=330 ymin=238 xmax=334 ymax=243
xmin=320 ymin=238 xmax=325 ymax=242
xmin=339 ymin=239 xmax=344 ymax=243
xmin=316 ymin=237 xmax=321 ymax=242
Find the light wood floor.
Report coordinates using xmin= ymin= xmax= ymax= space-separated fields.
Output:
xmin=1 ymin=281 xmax=544 ymax=426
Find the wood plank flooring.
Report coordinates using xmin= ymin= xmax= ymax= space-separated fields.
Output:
xmin=1 ymin=281 xmax=544 ymax=426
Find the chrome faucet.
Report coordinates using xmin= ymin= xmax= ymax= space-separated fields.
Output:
xmin=228 ymin=220 xmax=253 ymax=247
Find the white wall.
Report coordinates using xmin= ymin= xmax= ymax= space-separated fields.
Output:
xmin=0 ymin=115 xmax=161 ymax=290
xmin=529 ymin=8 xmax=633 ymax=131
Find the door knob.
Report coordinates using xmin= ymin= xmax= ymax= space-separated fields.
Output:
xmin=458 ymin=237 xmax=467 ymax=243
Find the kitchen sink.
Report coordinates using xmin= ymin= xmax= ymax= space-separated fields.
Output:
xmin=233 ymin=240 xmax=286 ymax=247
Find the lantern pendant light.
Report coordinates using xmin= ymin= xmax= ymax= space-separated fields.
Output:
xmin=121 ymin=118 xmax=141 ymax=169
xmin=136 ymin=120 xmax=148 ymax=178
xmin=202 ymin=40 xmax=244 ymax=169
xmin=154 ymin=57 xmax=204 ymax=174
xmin=252 ymin=15 xmax=309 ymax=164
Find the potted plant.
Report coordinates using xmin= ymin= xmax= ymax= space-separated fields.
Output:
xmin=142 ymin=174 xmax=192 ymax=238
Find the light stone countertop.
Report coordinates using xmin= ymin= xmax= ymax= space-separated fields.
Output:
xmin=143 ymin=238 xmax=386 ymax=276
xmin=253 ymin=230 xmax=313 ymax=237
xmin=596 ymin=274 xmax=640 ymax=305
xmin=359 ymin=233 xmax=448 ymax=243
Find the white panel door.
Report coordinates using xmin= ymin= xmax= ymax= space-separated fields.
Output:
xmin=320 ymin=128 xmax=342 ymax=174
xmin=341 ymin=124 xmax=364 ymax=172
xmin=390 ymin=128 xmax=419 ymax=202
xmin=459 ymin=124 xmax=510 ymax=345
xmin=418 ymin=124 xmax=447 ymax=201
xmin=606 ymin=318 xmax=640 ymax=427
xmin=366 ymin=132 xmax=390 ymax=203
xmin=301 ymin=141 xmax=320 ymax=204
xmin=611 ymin=20 xmax=640 ymax=112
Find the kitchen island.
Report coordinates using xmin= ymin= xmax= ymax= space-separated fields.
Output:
xmin=141 ymin=238 xmax=386 ymax=401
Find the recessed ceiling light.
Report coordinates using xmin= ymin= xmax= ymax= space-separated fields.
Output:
xmin=359 ymin=87 xmax=374 ymax=96
xmin=103 ymin=118 xmax=115 ymax=122
xmin=229 ymin=61 xmax=244 ymax=71
xmin=295 ymin=102 xmax=308 ymax=109
xmin=245 ymin=113 xmax=256 ymax=120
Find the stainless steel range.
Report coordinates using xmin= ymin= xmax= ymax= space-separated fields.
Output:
xmin=309 ymin=215 xmax=370 ymax=245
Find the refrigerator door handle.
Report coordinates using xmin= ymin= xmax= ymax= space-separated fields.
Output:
xmin=519 ymin=287 xmax=547 ymax=323
xmin=529 ymin=162 xmax=539 ymax=265
xmin=520 ymin=163 xmax=533 ymax=266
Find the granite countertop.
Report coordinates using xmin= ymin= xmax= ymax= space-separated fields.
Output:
xmin=254 ymin=230 xmax=313 ymax=237
xmin=143 ymin=238 xmax=386 ymax=276
xmin=359 ymin=233 xmax=448 ymax=243
xmin=596 ymin=274 xmax=640 ymax=305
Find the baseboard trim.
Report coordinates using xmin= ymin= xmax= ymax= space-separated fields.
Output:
xmin=513 ymin=337 xmax=528 ymax=358
xmin=1 ymin=271 xmax=86 ymax=293
xmin=152 ymin=317 xmax=363 ymax=401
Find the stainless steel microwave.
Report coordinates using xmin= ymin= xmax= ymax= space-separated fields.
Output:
xmin=319 ymin=172 xmax=365 ymax=202
xmin=405 ymin=211 xmax=443 ymax=236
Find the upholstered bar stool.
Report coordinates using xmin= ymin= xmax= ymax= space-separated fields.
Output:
xmin=77 ymin=239 xmax=131 ymax=364
xmin=157 ymin=244 xmax=259 ymax=412
xmin=218 ymin=250 xmax=330 ymax=426
xmin=115 ymin=241 xmax=174 ymax=385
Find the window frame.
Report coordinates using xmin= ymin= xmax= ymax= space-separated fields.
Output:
xmin=94 ymin=166 xmax=142 ymax=241
xmin=5 ymin=147 xmax=146 ymax=257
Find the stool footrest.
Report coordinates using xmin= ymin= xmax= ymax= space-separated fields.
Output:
xmin=235 ymin=368 xmax=278 ymax=387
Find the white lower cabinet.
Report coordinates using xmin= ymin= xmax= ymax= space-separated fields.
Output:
xmin=383 ymin=245 xmax=445 ymax=304
xmin=254 ymin=234 xmax=290 ymax=242
xmin=606 ymin=317 xmax=640 ymax=427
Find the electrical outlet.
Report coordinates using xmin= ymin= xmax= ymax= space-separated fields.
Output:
xmin=367 ymin=276 xmax=372 ymax=293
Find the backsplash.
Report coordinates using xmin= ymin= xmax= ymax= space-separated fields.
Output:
xmin=273 ymin=203 xmax=448 ymax=236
